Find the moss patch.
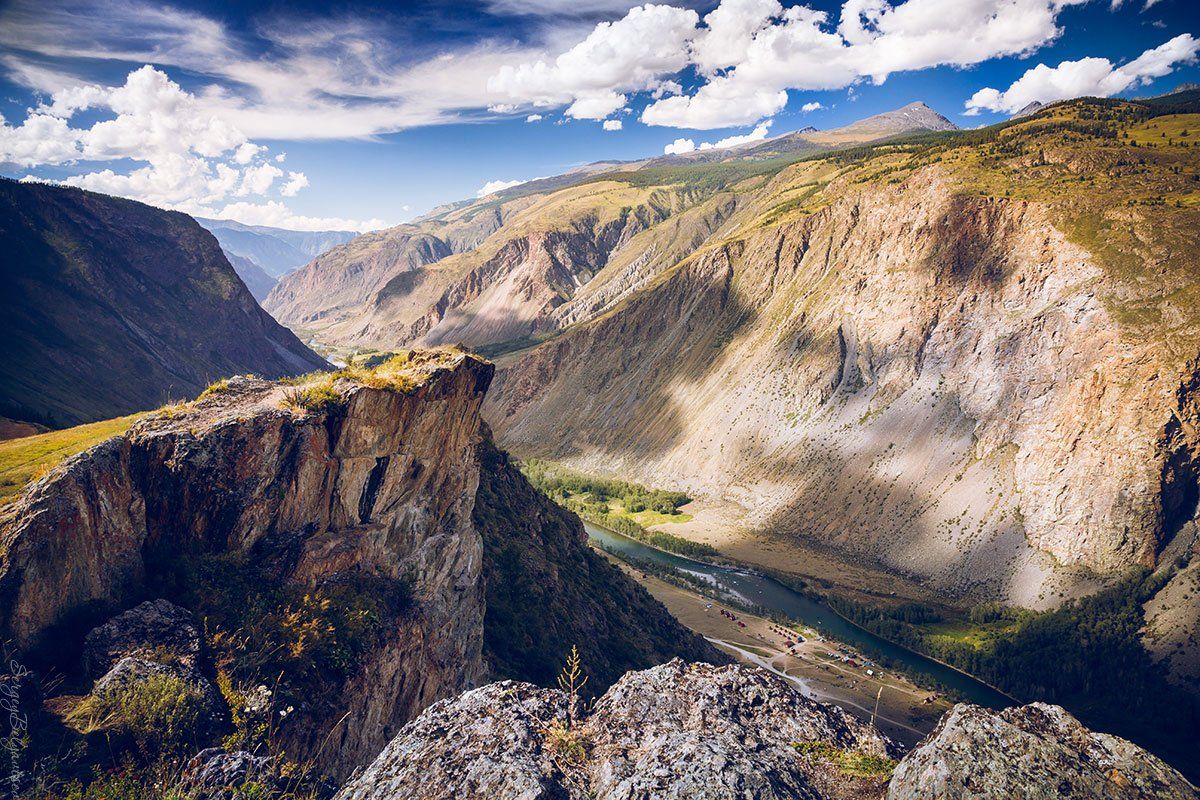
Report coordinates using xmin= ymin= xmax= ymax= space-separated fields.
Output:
xmin=792 ymin=740 xmax=897 ymax=779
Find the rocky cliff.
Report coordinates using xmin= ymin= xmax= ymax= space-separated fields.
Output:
xmin=337 ymin=660 xmax=1197 ymax=800
xmin=264 ymin=180 xmax=712 ymax=354
xmin=0 ymin=179 xmax=328 ymax=427
xmin=0 ymin=350 xmax=718 ymax=787
xmin=486 ymin=98 xmax=1200 ymax=610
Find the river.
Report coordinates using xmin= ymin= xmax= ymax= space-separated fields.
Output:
xmin=585 ymin=521 xmax=1015 ymax=710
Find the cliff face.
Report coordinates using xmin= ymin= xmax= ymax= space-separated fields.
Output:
xmin=485 ymin=101 xmax=1200 ymax=613
xmin=489 ymin=169 xmax=1200 ymax=604
xmin=264 ymin=183 xmax=709 ymax=352
xmin=0 ymin=179 xmax=328 ymax=427
xmin=336 ymin=660 xmax=1197 ymax=800
xmin=1 ymin=353 xmax=490 ymax=776
xmin=474 ymin=437 xmax=721 ymax=692
xmin=0 ymin=350 xmax=718 ymax=782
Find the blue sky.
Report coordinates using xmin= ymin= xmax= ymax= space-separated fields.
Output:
xmin=0 ymin=0 xmax=1196 ymax=231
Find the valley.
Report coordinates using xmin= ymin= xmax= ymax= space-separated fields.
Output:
xmin=2 ymin=31 xmax=1199 ymax=791
xmin=276 ymin=93 xmax=1200 ymax=780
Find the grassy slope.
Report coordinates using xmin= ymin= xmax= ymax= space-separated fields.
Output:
xmin=0 ymin=414 xmax=143 ymax=503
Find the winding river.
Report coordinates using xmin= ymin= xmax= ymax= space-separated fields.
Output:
xmin=585 ymin=521 xmax=1015 ymax=710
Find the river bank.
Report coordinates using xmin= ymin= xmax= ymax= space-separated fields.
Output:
xmin=602 ymin=553 xmax=952 ymax=747
xmin=586 ymin=522 xmax=1015 ymax=707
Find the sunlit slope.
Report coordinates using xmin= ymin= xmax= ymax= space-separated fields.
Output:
xmin=488 ymin=98 xmax=1200 ymax=615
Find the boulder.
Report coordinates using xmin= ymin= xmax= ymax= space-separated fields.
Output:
xmin=886 ymin=702 xmax=1199 ymax=800
xmin=83 ymin=599 xmax=202 ymax=678
xmin=336 ymin=661 xmax=897 ymax=800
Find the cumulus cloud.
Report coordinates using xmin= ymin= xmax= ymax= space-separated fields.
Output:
xmin=0 ymin=64 xmax=386 ymax=230
xmin=489 ymin=0 xmax=1090 ymax=130
xmin=280 ymin=171 xmax=309 ymax=197
xmin=206 ymin=201 xmax=386 ymax=233
xmin=602 ymin=119 xmax=623 ymax=131
xmin=643 ymin=0 xmax=1090 ymax=129
xmin=699 ymin=120 xmax=771 ymax=149
xmin=488 ymin=3 xmax=699 ymax=120
xmin=233 ymin=142 xmax=263 ymax=164
xmin=567 ymin=90 xmax=628 ymax=120
xmin=525 ymin=113 xmax=544 ymax=122
xmin=663 ymin=120 xmax=773 ymax=153
xmin=476 ymin=178 xmax=527 ymax=197
xmin=801 ymin=101 xmax=823 ymax=111
xmin=663 ymin=137 xmax=696 ymax=154
xmin=965 ymin=33 xmax=1200 ymax=114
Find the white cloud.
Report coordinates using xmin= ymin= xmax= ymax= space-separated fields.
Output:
xmin=965 ymin=34 xmax=1200 ymax=114
xmin=280 ymin=171 xmax=309 ymax=197
xmin=233 ymin=142 xmax=263 ymax=164
xmin=489 ymin=3 xmax=700 ymax=119
xmin=206 ymin=201 xmax=386 ymax=233
xmin=602 ymin=119 xmax=624 ymax=131
xmin=664 ymin=120 xmax=772 ymax=153
xmin=236 ymin=163 xmax=282 ymax=197
xmin=0 ymin=64 xmax=385 ymax=232
xmin=476 ymin=178 xmax=526 ymax=197
xmin=0 ymin=112 xmax=81 ymax=166
xmin=638 ymin=0 xmax=1089 ymax=129
xmin=274 ymin=153 xmax=286 ymax=163
xmin=566 ymin=90 xmax=627 ymax=120
xmin=690 ymin=0 xmax=782 ymax=75
xmin=801 ymin=101 xmax=823 ymax=111
xmin=699 ymin=120 xmax=771 ymax=149
xmin=525 ymin=113 xmax=544 ymax=122
xmin=664 ymin=137 xmax=696 ymax=154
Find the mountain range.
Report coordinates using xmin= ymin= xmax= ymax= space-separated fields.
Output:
xmin=3 ymin=93 xmax=1200 ymax=797
xmin=197 ymin=217 xmax=358 ymax=300
xmin=262 ymin=95 xmax=1200 ymax=770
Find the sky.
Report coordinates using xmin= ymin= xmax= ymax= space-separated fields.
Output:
xmin=0 ymin=0 xmax=1196 ymax=232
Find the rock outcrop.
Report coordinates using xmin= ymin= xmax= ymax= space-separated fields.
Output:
xmin=338 ymin=661 xmax=1197 ymax=800
xmin=0 ymin=350 xmax=718 ymax=783
xmin=336 ymin=660 xmax=899 ymax=800
xmin=0 ymin=178 xmax=327 ymax=427
xmin=2 ymin=352 xmax=490 ymax=776
xmin=887 ymin=703 xmax=1198 ymax=800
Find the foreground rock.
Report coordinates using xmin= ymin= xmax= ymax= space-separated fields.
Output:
xmin=339 ymin=661 xmax=1198 ymax=800
xmin=0 ymin=350 xmax=718 ymax=783
xmin=888 ymin=703 xmax=1199 ymax=800
xmin=337 ymin=660 xmax=898 ymax=800
xmin=83 ymin=599 xmax=203 ymax=677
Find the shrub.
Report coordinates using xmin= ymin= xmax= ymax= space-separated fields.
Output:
xmin=197 ymin=378 xmax=230 ymax=400
xmin=281 ymin=383 xmax=343 ymax=414
xmin=66 ymin=672 xmax=205 ymax=757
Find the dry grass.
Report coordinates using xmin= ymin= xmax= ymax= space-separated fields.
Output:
xmin=280 ymin=348 xmax=472 ymax=414
xmin=0 ymin=413 xmax=144 ymax=504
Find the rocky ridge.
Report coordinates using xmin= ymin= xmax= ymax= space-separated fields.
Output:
xmin=337 ymin=660 xmax=1197 ymax=800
